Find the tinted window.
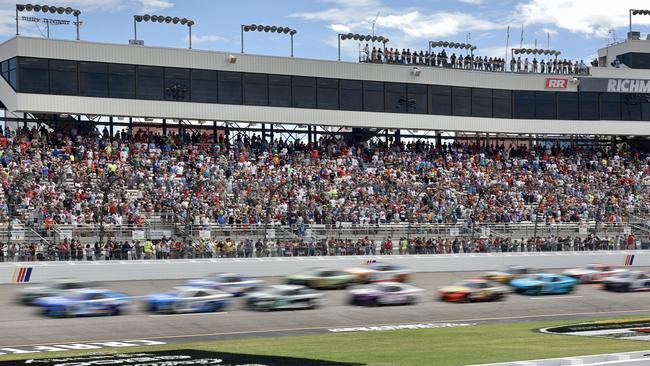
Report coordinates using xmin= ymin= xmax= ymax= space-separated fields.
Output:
xmin=243 ymin=73 xmax=268 ymax=106
xmin=642 ymin=95 xmax=650 ymax=121
xmin=557 ymin=92 xmax=579 ymax=120
xmin=191 ymin=69 xmax=217 ymax=103
xmin=492 ymin=89 xmax=512 ymax=118
xmin=340 ymin=79 xmax=362 ymax=111
xmin=317 ymin=78 xmax=339 ymax=110
xmin=292 ymin=76 xmax=316 ymax=108
xmin=535 ymin=91 xmax=556 ymax=119
xmin=621 ymin=94 xmax=642 ymax=121
xmin=164 ymin=68 xmax=190 ymax=101
xmin=49 ymin=59 xmax=77 ymax=95
xmin=363 ymin=81 xmax=384 ymax=112
xmin=452 ymin=87 xmax=471 ymax=116
xmin=108 ymin=64 xmax=135 ymax=99
xmin=472 ymin=88 xmax=492 ymax=117
xmin=2 ymin=57 xmax=16 ymax=89
xmin=513 ymin=91 xmax=535 ymax=119
xmin=385 ymin=83 xmax=407 ymax=113
xmin=136 ymin=65 xmax=163 ymax=100
xmin=269 ymin=74 xmax=291 ymax=107
xmin=218 ymin=71 xmax=242 ymax=104
xmin=600 ymin=93 xmax=620 ymax=120
xmin=579 ymin=92 xmax=599 ymax=120
xmin=79 ymin=62 xmax=108 ymax=97
xmin=407 ymin=84 xmax=427 ymax=114
xmin=18 ymin=58 xmax=49 ymax=93
xmin=430 ymin=85 xmax=451 ymax=115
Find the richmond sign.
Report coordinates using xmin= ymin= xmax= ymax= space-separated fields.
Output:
xmin=579 ymin=77 xmax=650 ymax=93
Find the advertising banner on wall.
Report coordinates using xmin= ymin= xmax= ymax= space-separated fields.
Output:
xmin=579 ymin=77 xmax=650 ymax=93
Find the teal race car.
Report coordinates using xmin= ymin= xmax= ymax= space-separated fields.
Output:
xmin=245 ymin=285 xmax=323 ymax=311
xmin=510 ymin=273 xmax=578 ymax=295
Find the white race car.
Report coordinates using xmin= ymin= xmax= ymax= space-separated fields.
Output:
xmin=185 ymin=273 xmax=264 ymax=296
xmin=602 ymin=271 xmax=650 ymax=292
xmin=144 ymin=287 xmax=233 ymax=314
xmin=563 ymin=264 xmax=626 ymax=283
xmin=18 ymin=278 xmax=96 ymax=305
xmin=349 ymin=282 xmax=423 ymax=306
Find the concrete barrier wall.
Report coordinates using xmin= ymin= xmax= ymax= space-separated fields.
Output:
xmin=0 ymin=251 xmax=648 ymax=284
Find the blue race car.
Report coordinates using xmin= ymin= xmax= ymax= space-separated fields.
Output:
xmin=510 ymin=273 xmax=578 ymax=295
xmin=34 ymin=288 xmax=131 ymax=317
xmin=184 ymin=273 xmax=263 ymax=296
xmin=144 ymin=287 xmax=233 ymax=314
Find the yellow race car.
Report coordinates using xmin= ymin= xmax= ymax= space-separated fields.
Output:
xmin=484 ymin=265 xmax=535 ymax=284
xmin=438 ymin=279 xmax=510 ymax=303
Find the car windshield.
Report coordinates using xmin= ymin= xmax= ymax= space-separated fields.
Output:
xmin=456 ymin=281 xmax=479 ymax=288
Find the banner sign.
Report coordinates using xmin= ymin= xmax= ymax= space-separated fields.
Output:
xmin=579 ymin=77 xmax=650 ymax=93
xmin=132 ymin=230 xmax=145 ymax=240
xmin=150 ymin=230 xmax=172 ymax=240
xmin=545 ymin=78 xmax=568 ymax=89
xmin=199 ymin=230 xmax=211 ymax=239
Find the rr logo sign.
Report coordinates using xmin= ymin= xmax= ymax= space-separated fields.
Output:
xmin=545 ymin=78 xmax=568 ymax=89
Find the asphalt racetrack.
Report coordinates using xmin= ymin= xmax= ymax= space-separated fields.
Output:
xmin=2 ymin=269 xmax=650 ymax=348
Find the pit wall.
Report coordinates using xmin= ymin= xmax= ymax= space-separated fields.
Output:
xmin=0 ymin=251 xmax=646 ymax=284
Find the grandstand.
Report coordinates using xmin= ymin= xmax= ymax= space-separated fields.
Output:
xmin=0 ymin=29 xmax=649 ymax=261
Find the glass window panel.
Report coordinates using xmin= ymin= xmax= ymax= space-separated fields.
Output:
xmin=1 ymin=61 xmax=7 ymax=74
xmin=600 ymin=93 xmax=621 ymax=120
xmin=18 ymin=58 xmax=49 ymax=93
xmin=8 ymin=69 xmax=16 ymax=89
xmin=385 ymin=82 xmax=407 ymax=113
xmin=557 ymin=92 xmax=579 ymax=120
xmin=164 ymin=67 xmax=190 ymax=101
xmin=243 ymin=73 xmax=268 ymax=106
xmin=513 ymin=91 xmax=535 ymax=119
xmin=621 ymin=94 xmax=641 ymax=121
xmin=317 ymin=78 xmax=339 ymax=110
xmin=430 ymin=85 xmax=451 ymax=115
xmin=292 ymin=76 xmax=316 ymax=108
xmin=108 ymin=64 xmax=135 ymax=99
xmin=535 ymin=91 xmax=556 ymax=119
xmin=8 ymin=58 xmax=16 ymax=70
xmin=492 ymin=89 xmax=512 ymax=118
xmin=642 ymin=95 xmax=650 ymax=121
xmin=218 ymin=71 xmax=242 ymax=105
xmin=407 ymin=84 xmax=427 ymax=114
xmin=363 ymin=81 xmax=384 ymax=112
xmin=136 ymin=65 xmax=163 ymax=100
xmin=452 ymin=87 xmax=471 ymax=116
xmin=579 ymin=92 xmax=599 ymax=120
xmin=269 ymin=74 xmax=291 ymax=107
xmin=340 ymin=79 xmax=362 ymax=111
xmin=191 ymin=69 xmax=217 ymax=103
xmin=49 ymin=59 xmax=77 ymax=95
xmin=79 ymin=62 xmax=108 ymax=97
xmin=471 ymin=88 xmax=492 ymax=117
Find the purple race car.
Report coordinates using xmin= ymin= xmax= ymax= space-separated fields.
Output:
xmin=348 ymin=282 xmax=423 ymax=306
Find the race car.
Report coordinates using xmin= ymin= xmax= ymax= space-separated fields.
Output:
xmin=245 ymin=285 xmax=323 ymax=311
xmin=285 ymin=268 xmax=356 ymax=289
xmin=143 ymin=287 xmax=233 ymax=314
xmin=33 ymin=288 xmax=131 ymax=317
xmin=601 ymin=271 xmax=650 ymax=292
xmin=484 ymin=265 xmax=535 ymax=284
xmin=438 ymin=279 xmax=510 ymax=303
xmin=346 ymin=262 xmax=412 ymax=283
xmin=17 ymin=278 xmax=96 ymax=305
xmin=349 ymin=282 xmax=423 ymax=306
xmin=563 ymin=264 xmax=626 ymax=284
xmin=184 ymin=273 xmax=263 ymax=296
xmin=509 ymin=273 xmax=578 ymax=295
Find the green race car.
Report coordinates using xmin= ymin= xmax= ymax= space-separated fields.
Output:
xmin=286 ymin=267 xmax=357 ymax=289
xmin=245 ymin=285 xmax=323 ymax=311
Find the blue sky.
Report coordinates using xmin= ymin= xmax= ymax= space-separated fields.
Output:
xmin=3 ymin=0 xmax=650 ymax=63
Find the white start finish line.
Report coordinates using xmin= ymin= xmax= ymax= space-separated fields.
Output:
xmin=0 ymin=340 xmax=166 ymax=356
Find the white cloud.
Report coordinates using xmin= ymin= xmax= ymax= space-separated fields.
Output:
xmin=184 ymin=34 xmax=226 ymax=45
xmin=140 ymin=0 xmax=173 ymax=13
xmin=330 ymin=24 xmax=351 ymax=33
xmin=514 ymin=0 xmax=650 ymax=37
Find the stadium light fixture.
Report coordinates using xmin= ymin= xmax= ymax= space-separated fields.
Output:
xmin=16 ymin=4 xmax=81 ymax=40
xmin=134 ymin=14 xmax=195 ymax=49
xmin=511 ymin=47 xmax=561 ymax=60
xmin=629 ymin=9 xmax=650 ymax=35
xmin=429 ymin=40 xmax=477 ymax=58
xmin=241 ymin=24 xmax=297 ymax=57
xmin=338 ymin=33 xmax=389 ymax=61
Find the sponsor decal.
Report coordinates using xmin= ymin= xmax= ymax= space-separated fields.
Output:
xmin=0 ymin=340 xmax=166 ymax=356
xmin=328 ymin=322 xmax=475 ymax=333
xmin=624 ymin=254 xmax=636 ymax=266
xmin=540 ymin=319 xmax=650 ymax=341
xmin=12 ymin=267 xmax=32 ymax=283
xmin=545 ymin=78 xmax=568 ymax=89
xmin=0 ymin=350 xmax=364 ymax=366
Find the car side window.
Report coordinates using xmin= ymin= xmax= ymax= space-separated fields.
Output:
xmin=552 ymin=277 xmax=561 ymax=282
xmin=194 ymin=291 xmax=207 ymax=297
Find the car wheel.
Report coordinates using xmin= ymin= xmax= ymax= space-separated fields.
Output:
xmin=405 ymin=296 xmax=416 ymax=305
xmin=307 ymin=300 xmax=318 ymax=309
xmin=369 ymin=297 xmax=379 ymax=307
xmin=462 ymin=294 xmax=472 ymax=303
xmin=111 ymin=306 xmax=121 ymax=316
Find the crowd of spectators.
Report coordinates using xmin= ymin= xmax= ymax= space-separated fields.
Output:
xmin=0 ymin=125 xmax=648 ymax=235
xmin=359 ymin=44 xmax=589 ymax=75
xmin=0 ymin=233 xmax=642 ymax=262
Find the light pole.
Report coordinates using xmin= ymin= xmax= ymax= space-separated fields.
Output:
xmin=16 ymin=4 xmax=81 ymax=40
xmin=338 ymin=32 xmax=388 ymax=61
xmin=134 ymin=14 xmax=195 ymax=49
xmin=629 ymin=9 xmax=650 ymax=34
xmin=241 ymin=24 xmax=297 ymax=57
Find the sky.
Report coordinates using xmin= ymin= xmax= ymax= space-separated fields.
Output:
xmin=3 ymin=0 xmax=650 ymax=63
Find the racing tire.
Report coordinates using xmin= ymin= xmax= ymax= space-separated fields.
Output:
xmin=111 ymin=306 xmax=121 ymax=316
xmin=528 ymin=286 xmax=543 ymax=296
xmin=405 ymin=296 xmax=416 ymax=305
xmin=491 ymin=294 xmax=502 ymax=302
xmin=368 ymin=297 xmax=379 ymax=307
xmin=462 ymin=294 xmax=472 ymax=303
xmin=307 ymin=300 xmax=318 ymax=309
